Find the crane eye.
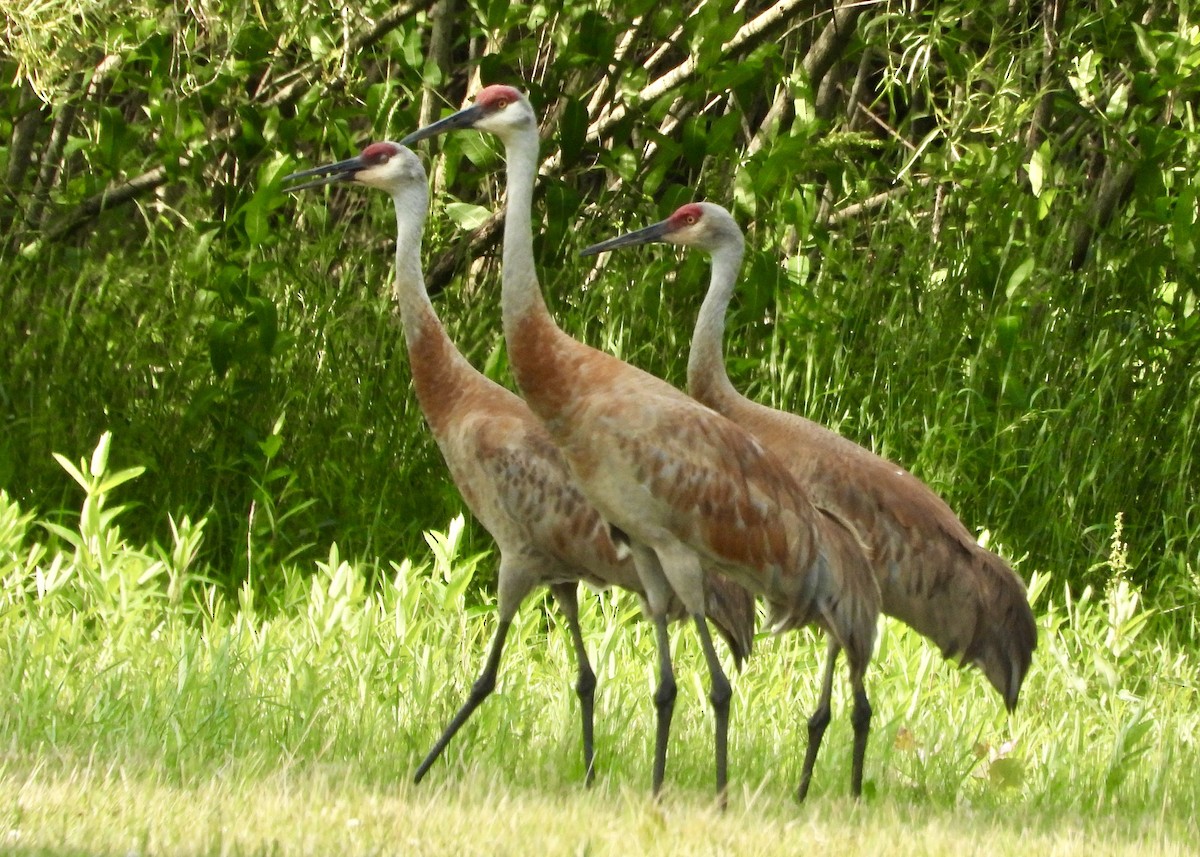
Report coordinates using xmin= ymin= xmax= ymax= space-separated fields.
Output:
xmin=686 ymin=215 xmax=697 ymax=224
xmin=496 ymin=99 xmax=509 ymax=109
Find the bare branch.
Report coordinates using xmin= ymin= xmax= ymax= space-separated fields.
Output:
xmin=823 ymin=177 xmax=932 ymax=227
xmin=1069 ymin=158 xmax=1137 ymax=270
xmin=24 ymin=54 xmax=124 ymax=232
xmin=5 ymin=92 xmax=44 ymax=191
xmin=2 ymin=87 xmax=46 ymax=248
xmin=585 ymin=17 xmax=649 ymax=120
xmin=584 ymin=0 xmax=812 ymax=148
xmin=419 ymin=0 xmax=458 ymax=194
xmin=802 ymin=0 xmax=870 ymax=95
xmin=1023 ymin=0 xmax=1064 ymax=172
xmin=419 ymin=0 xmax=457 ymax=128
xmin=844 ymin=45 xmax=874 ymax=131
xmin=747 ymin=82 xmax=794 ymax=156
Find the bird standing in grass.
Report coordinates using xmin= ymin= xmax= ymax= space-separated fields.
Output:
xmin=582 ymin=201 xmax=1037 ymax=797
xmin=283 ymin=145 xmax=754 ymax=787
xmin=402 ymin=86 xmax=880 ymax=801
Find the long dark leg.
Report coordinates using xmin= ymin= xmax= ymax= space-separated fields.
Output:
xmin=551 ymin=582 xmax=597 ymax=786
xmin=797 ymin=638 xmax=839 ymax=802
xmin=414 ymin=617 xmax=511 ymax=783
xmin=651 ymin=615 xmax=677 ymax=796
xmin=694 ymin=614 xmax=733 ymax=808
xmin=628 ymin=543 xmax=679 ymax=797
xmin=848 ymin=665 xmax=872 ymax=798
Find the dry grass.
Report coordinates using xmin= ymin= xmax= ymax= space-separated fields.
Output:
xmin=1 ymin=761 xmax=1192 ymax=857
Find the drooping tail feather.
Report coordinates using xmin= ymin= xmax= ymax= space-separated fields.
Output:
xmin=706 ymin=574 xmax=757 ymax=670
xmin=886 ymin=537 xmax=1037 ymax=710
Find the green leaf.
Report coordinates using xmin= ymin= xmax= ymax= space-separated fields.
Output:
xmin=1006 ymin=258 xmax=1036 ymax=298
xmin=988 ymin=757 xmax=1025 ymax=790
xmin=95 ymin=466 xmax=147 ymax=496
xmin=1131 ymin=23 xmax=1158 ymax=70
xmin=209 ymin=320 xmax=238 ymax=379
xmin=40 ymin=521 xmax=84 ymax=550
xmin=53 ymin=453 xmax=89 ymax=491
xmin=995 ymin=315 xmax=1022 ymax=352
xmin=242 ymin=197 xmax=269 ymax=244
xmin=1106 ymin=83 xmax=1129 ymax=121
xmin=444 ymin=202 xmax=492 ymax=231
xmin=89 ymin=431 xmax=113 ymax=478
xmin=1068 ymin=50 xmax=1097 ymax=104
xmin=559 ymin=97 xmax=587 ymax=165
xmin=249 ymin=297 xmax=279 ymax=355
xmin=259 ymin=434 xmax=283 ymax=461
xmin=1027 ymin=144 xmax=1048 ymax=197
xmin=1171 ymin=183 xmax=1196 ymax=264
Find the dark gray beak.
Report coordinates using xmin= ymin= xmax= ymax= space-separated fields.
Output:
xmin=282 ymin=156 xmax=365 ymax=192
xmin=400 ymin=104 xmax=487 ymax=145
xmin=579 ymin=219 xmax=673 ymax=257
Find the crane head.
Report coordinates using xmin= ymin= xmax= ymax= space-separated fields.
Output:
xmin=282 ymin=142 xmax=426 ymax=194
xmin=400 ymin=84 xmax=535 ymax=145
xmin=580 ymin=202 xmax=743 ymax=257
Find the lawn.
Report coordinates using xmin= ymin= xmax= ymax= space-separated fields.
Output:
xmin=1 ymin=444 xmax=1196 ymax=855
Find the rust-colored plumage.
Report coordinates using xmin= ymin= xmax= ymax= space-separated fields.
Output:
xmin=402 ymin=88 xmax=880 ymax=802
xmin=581 ymin=202 xmax=1037 ymax=756
xmin=724 ymin=396 xmax=1036 ymax=710
xmin=283 ymin=146 xmax=754 ymax=787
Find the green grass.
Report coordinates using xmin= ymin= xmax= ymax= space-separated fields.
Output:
xmin=1 ymin=438 xmax=1198 ymax=854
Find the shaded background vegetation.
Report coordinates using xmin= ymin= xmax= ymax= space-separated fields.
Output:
xmin=2 ymin=1 xmax=1197 ymax=623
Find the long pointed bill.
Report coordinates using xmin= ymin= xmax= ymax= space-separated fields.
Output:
xmin=281 ymin=156 xmax=365 ymax=192
xmin=400 ymin=104 xmax=486 ymax=146
xmin=579 ymin=220 xmax=673 ymax=257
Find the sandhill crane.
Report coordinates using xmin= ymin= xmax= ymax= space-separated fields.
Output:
xmin=402 ymin=86 xmax=880 ymax=801
xmin=282 ymin=146 xmax=754 ymax=787
xmin=581 ymin=202 xmax=1038 ymax=796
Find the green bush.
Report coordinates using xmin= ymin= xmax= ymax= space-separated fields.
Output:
xmin=1 ymin=1 xmax=1196 ymax=628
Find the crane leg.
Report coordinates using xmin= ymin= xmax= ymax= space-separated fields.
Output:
xmin=797 ymin=638 xmax=839 ymax=802
xmin=848 ymin=665 xmax=872 ymax=798
xmin=627 ymin=542 xmax=678 ymax=796
xmin=551 ymin=582 xmax=597 ymax=786
xmin=694 ymin=613 xmax=733 ymax=809
xmin=414 ymin=617 xmax=511 ymax=783
xmin=651 ymin=541 xmax=733 ymax=805
xmin=651 ymin=615 xmax=678 ymax=796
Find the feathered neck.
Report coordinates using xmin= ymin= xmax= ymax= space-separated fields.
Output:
xmin=687 ymin=232 xmax=745 ymax=405
xmin=498 ymin=123 xmax=552 ymax=338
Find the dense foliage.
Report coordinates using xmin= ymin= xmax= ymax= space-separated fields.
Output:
xmin=2 ymin=1 xmax=1197 ymax=621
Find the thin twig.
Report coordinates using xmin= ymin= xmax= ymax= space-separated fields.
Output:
xmin=823 ymin=176 xmax=932 ymax=227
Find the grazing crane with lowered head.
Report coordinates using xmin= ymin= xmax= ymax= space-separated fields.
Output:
xmin=282 ymin=146 xmax=754 ymax=787
xmin=581 ymin=201 xmax=1037 ymax=798
xmin=402 ymin=86 xmax=880 ymax=802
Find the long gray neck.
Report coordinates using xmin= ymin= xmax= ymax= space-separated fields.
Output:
xmin=687 ymin=234 xmax=745 ymax=404
xmin=499 ymin=124 xmax=551 ymax=338
xmin=388 ymin=178 xmax=484 ymax=438
xmin=390 ymin=183 xmax=437 ymax=341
